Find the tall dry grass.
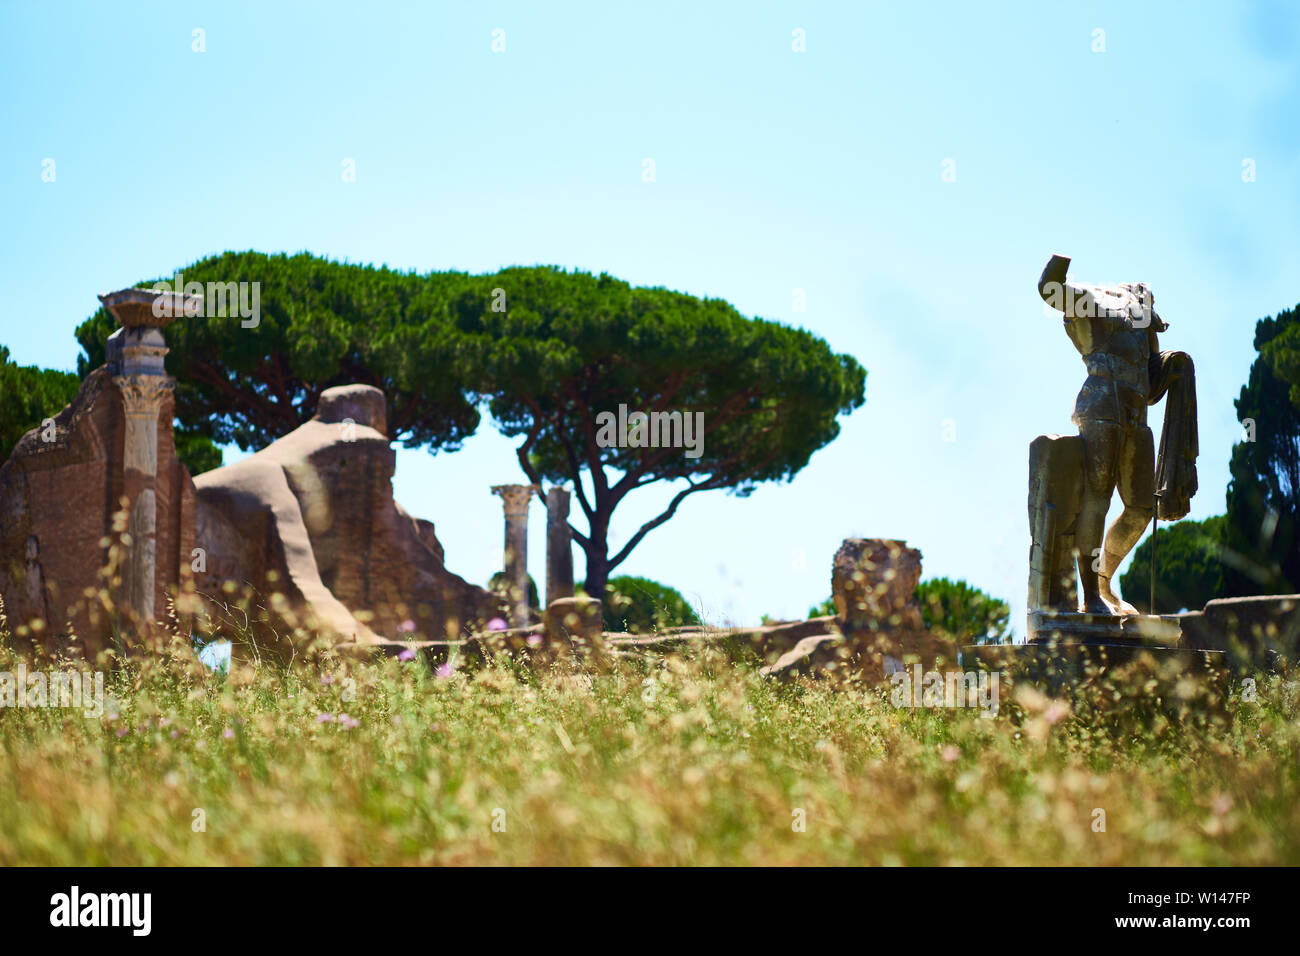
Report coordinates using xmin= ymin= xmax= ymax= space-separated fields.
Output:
xmin=1 ymin=606 xmax=1297 ymax=865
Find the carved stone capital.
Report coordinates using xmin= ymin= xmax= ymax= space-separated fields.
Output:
xmin=114 ymin=374 xmax=174 ymax=416
xmin=114 ymin=375 xmax=174 ymax=475
xmin=491 ymin=483 xmax=540 ymax=519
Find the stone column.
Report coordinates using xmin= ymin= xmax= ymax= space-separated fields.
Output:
xmin=114 ymin=375 xmax=172 ymax=621
xmin=99 ymin=288 xmax=188 ymax=626
xmin=545 ymin=486 xmax=574 ymax=606
xmin=491 ymin=483 xmax=539 ymax=627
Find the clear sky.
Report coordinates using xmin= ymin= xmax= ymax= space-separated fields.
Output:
xmin=2 ymin=1 xmax=1297 ymax=634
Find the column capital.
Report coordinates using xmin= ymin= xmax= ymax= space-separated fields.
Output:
xmin=113 ymin=374 xmax=173 ymax=476
xmin=114 ymin=374 xmax=175 ymax=415
xmin=492 ymin=483 xmax=541 ymax=518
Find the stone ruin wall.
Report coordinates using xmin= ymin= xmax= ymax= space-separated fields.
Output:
xmin=0 ymin=366 xmax=195 ymax=658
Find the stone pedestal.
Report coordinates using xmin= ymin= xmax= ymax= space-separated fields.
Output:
xmin=964 ymin=637 xmax=1225 ymax=695
xmin=491 ymin=483 xmax=540 ymax=627
xmin=1027 ymin=608 xmax=1182 ymax=645
xmin=542 ymin=595 xmax=607 ymax=667
xmin=544 ymin=486 xmax=574 ymax=606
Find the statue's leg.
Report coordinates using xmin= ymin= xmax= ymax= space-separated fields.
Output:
xmin=1099 ymin=424 xmax=1155 ymax=614
xmin=1076 ymin=419 xmax=1121 ymax=615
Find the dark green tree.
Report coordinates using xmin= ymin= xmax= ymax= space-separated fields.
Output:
xmin=173 ymin=427 xmax=224 ymax=476
xmin=579 ymin=575 xmax=701 ymax=634
xmin=1223 ymin=303 xmax=1300 ymax=595
xmin=1118 ymin=515 xmax=1228 ymax=613
xmin=75 ymin=251 xmax=483 ymax=455
xmin=0 ymin=346 xmax=80 ymax=462
xmin=806 ymin=595 xmax=836 ymax=618
xmin=914 ymin=577 xmax=1012 ymax=644
xmin=76 ymin=255 xmax=864 ymax=597
xmin=462 ymin=266 xmax=866 ymax=598
xmin=1262 ymin=319 xmax=1300 ymax=412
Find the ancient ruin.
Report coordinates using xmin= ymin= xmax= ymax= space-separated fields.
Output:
xmin=0 ymin=290 xmax=500 ymax=663
xmin=194 ymin=384 xmax=497 ymax=659
xmin=761 ymin=538 xmax=950 ymax=679
xmin=0 ymin=289 xmax=198 ymax=658
xmin=4 ymin=279 xmax=1296 ymax=682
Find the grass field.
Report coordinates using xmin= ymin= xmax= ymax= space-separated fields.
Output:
xmin=1 ymin=631 xmax=1297 ymax=866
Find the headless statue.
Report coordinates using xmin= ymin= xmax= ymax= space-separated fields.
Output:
xmin=1038 ymin=255 xmax=1198 ymax=616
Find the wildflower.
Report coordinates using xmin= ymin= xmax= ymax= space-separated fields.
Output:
xmin=320 ymin=674 xmax=335 ymax=685
xmin=487 ymin=617 xmax=508 ymax=632
xmin=398 ymin=649 xmax=417 ymax=662
xmin=316 ymin=712 xmax=335 ymax=723
xmin=526 ymin=634 xmax=542 ymax=646
xmin=116 ymin=726 xmax=129 ymax=738
xmin=941 ymin=745 xmax=960 ymax=763
xmin=1042 ymin=701 xmax=1070 ymax=726
xmin=398 ymin=619 xmax=416 ymax=633
xmin=338 ymin=713 xmax=360 ymax=730
xmin=222 ymin=727 xmax=235 ymax=739
xmin=435 ymin=661 xmax=456 ymax=679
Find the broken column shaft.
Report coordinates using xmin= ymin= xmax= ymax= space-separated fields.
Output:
xmin=545 ymin=486 xmax=574 ymax=606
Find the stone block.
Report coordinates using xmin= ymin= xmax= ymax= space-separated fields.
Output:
xmin=542 ymin=595 xmax=606 ymax=666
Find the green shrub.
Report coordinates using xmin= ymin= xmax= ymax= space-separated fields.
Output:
xmin=579 ymin=575 xmax=700 ymax=633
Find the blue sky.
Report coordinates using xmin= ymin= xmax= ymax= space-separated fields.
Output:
xmin=2 ymin=1 xmax=1297 ymax=634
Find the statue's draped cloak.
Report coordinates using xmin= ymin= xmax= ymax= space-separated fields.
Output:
xmin=1148 ymin=349 xmax=1198 ymax=520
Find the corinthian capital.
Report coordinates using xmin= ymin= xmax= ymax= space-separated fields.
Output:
xmin=114 ymin=374 xmax=174 ymax=475
xmin=492 ymin=483 xmax=541 ymax=518
xmin=114 ymin=374 xmax=175 ymax=416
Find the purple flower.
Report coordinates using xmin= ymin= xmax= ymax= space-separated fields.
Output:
xmin=116 ymin=726 xmax=129 ymax=738
xmin=435 ymin=661 xmax=456 ymax=679
xmin=398 ymin=648 xmax=417 ymax=662
xmin=487 ymin=617 xmax=508 ymax=632
xmin=222 ymin=727 xmax=235 ymax=739
xmin=315 ymin=712 xmax=335 ymax=723
xmin=397 ymin=619 xmax=416 ymax=633
xmin=526 ymin=634 xmax=543 ymax=646
xmin=320 ymin=674 xmax=335 ymax=685
xmin=338 ymin=713 xmax=360 ymax=730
